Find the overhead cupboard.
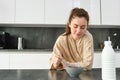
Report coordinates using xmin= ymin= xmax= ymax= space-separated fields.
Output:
xmin=0 ymin=0 xmax=120 ymax=25
xmin=0 ymin=0 xmax=15 ymax=23
xmin=15 ymin=0 xmax=44 ymax=24
xmin=101 ymin=0 xmax=120 ymax=25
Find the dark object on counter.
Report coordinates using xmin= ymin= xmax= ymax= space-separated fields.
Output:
xmin=0 ymin=31 xmax=11 ymax=49
xmin=100 ymin=43 xmax=104 ymax=49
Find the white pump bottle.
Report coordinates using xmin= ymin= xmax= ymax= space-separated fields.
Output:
xmin=101 ymin=41 xmax=116 ymax=80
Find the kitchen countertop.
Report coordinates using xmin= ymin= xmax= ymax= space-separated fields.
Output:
xmin=0 ymin=49 xmax=53 ymax=52
xmin=0 ymin=68 xmax=119 ymax=80
xmin=0 ymin=49 xmax=120 ymax=53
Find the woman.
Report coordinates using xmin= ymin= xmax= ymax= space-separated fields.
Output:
xmin=49 ymin=8 xmax=94 ymax=71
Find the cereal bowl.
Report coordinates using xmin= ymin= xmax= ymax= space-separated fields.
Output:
xmin=65 ymin=66 xmax=83 ymax=77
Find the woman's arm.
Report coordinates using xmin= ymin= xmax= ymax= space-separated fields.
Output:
xmin=79 ymin=37 xmax=94 ymax=69
xmin=49 ymin=36 xmax=64 ymax=70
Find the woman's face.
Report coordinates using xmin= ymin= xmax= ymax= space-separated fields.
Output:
xmin=69 ymin=17 xmax=87 ymax=40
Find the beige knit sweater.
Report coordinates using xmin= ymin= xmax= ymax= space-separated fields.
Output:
xmin=49 ymin=30 xmax=94 ymax=70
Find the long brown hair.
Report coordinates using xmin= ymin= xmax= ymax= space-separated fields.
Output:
xmin=64 ymin=8 xmax=89 ymax=35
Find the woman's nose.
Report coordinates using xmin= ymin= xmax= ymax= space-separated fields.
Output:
xmin=76 ymin=28 xmax=81 ymax=33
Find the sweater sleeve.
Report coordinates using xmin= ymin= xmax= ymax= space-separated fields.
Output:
xmin=79 ymin=37 xmax=94 ymax=70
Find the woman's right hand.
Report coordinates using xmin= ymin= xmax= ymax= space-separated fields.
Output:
xmin=52 ymin=54 xmax=62 ymax=68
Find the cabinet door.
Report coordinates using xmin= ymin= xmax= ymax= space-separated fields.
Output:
xmin=115 ymin=54 xmax=120 ymax=68
xmin=10 ymin=53 xmax=51 ymax=69
xmin=45 ymin=0 xmax=72 ymax=24
xmin=0 ymin=54 xmax=9 ymax=69
xmin=101 ymin=0 xmax=120 ymax=25
xmin=89 ymin=0 xmax=100 ymax=25
xmin=93 ymin=53 xmax=101 ymax=68
xmin=0 ymin=0 xmax=15 ymax=23
xmin=15 ymin=0 xmax=44 ymax=24
xmin=73 ymin=0 xmax=100 ymax=25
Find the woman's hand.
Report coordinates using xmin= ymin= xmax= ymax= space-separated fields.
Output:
xmin=52 ymin=53 xmax=62 ymax=68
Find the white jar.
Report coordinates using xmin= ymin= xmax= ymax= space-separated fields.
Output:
xmin=101 ymin=41 xmax=116 ymax=80
xmin=18 ymin=37 xmax=23 ymax=50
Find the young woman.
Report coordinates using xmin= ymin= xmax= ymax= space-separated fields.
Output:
xmin=49 ymin=8 xmax=94 ymax=71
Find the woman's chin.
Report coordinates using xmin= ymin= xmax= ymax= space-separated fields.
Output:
xmin=72 ymin=35 xmax=81 ymax=40
xmin=74 ymin=37 xmax=80 ymax=40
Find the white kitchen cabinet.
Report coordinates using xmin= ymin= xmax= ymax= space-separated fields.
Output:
xmin=15 ymin=0 xmax=100 ymax=25
xmin=9 ymin=52 xmax=52 ymax=69
xmin=93 ymin=53 xmax=101 ymax=68
xmin=0 ymin=51 xmax=119 ymax=69
xmin=15 ymin=0 xmax=44 ymax=24
xmin=101 ymin=0 xmax=120 ymax=25
xmin=73 ymin=0 xmax=100 ymax=25
xmin=9 ymin=51 xmax=120 ymax=69
xmin=115 ymin=54 xmax=120 ymax=68
xmin=89 ymin=0 xmax=100 ymax=25
xmin=93 ymin=52 xmax=120 ymax=68
xmin=45 ymin=0 xmax=72 ymax=24
xmin=0 ymin=0 xmax=15 ymax=23
xmin=0 ymin=54 xmax=9 ymax=69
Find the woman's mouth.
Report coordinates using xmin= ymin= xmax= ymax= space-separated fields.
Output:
xmin=76 ymin=34 xmax=81 ymax=36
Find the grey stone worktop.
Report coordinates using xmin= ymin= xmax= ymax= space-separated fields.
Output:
xmin=0 ymin=49 xmax=120 ymax=53
xmin=0 ymin=49 xmax=53 ymax=52
xmin=0 ymin=69 xmax=120 ymax=80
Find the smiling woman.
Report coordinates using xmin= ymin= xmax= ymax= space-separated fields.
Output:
xmin=49 ymin=8 xmax=94 ymax=71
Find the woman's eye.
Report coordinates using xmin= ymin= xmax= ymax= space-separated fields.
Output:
xmin=73 ymin=25 xmax=78 ymax=28
xmin=81 ymin=27 xmax=85 ymax=29
xmin=81 ymin=26 xmax=85 ymax=29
